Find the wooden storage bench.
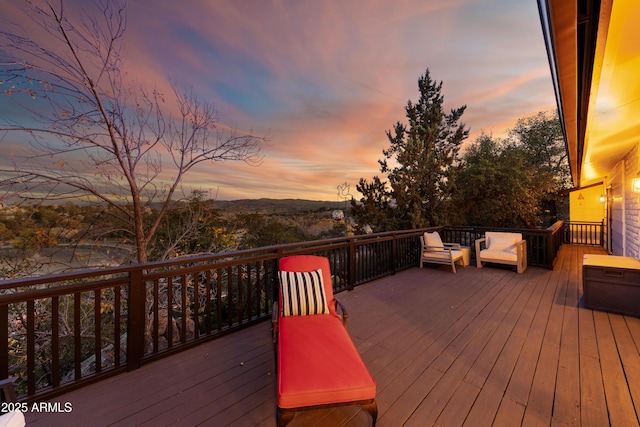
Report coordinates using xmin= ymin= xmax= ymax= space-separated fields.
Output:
xmin=583 ymin=254 xmax=640 ymax=317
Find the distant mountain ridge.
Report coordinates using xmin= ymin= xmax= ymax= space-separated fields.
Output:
xmin=214 ymin=198 xmax=345 ymax=214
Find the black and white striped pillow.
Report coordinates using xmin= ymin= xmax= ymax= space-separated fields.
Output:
xmin=278 ymin=269 xmax=330 ymax=316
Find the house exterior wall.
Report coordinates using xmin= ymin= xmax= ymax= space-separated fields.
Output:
xmin=624 ymin=145 xmax=640 ymax=259
xmin=606 ymin=144 xmax=639 ymax=259
xmin=609 ymin=162 xmax=625 ymax=256
xmin=569 ymin=184 xmax=605 ymax=222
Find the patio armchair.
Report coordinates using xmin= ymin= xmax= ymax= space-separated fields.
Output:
xmin=420 ymin=231 xmax=465 ymax=273
xmin=272 ymin=255 xmax=377 ymax=426
xmin=475 ymin=232 xmax=527 ymax=274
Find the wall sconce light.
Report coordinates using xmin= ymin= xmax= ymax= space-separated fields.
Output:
xmin=599 ymin=194 xmax=606 ymax=203
xmin=633 ymin=177 xmax=640 ymax=193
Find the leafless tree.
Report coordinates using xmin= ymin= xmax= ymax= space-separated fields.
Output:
xmin=0 ymin=0 xmax=265 ymax=263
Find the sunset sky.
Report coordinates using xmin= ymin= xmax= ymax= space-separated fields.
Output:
xmin=1 ymin=0 xmax=556 ymax=202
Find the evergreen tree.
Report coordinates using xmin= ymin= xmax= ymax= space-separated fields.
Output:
xmin=353 ymin=69 xmax=468 ymax=231
xmin=0 ymin=1 xmax=265 ymax=263
xmin=351 ymin=176 xmax=399 ymax=233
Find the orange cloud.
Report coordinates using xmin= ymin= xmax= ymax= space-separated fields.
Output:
xmin=1 ymin=0 xmax=557 ymax=202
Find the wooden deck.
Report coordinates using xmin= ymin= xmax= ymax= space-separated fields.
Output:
xmin=24 ymin=244 xmax=640 ymax=426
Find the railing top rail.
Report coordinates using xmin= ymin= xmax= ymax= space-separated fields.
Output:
xmin=0 ymin=276 xmax=129 ymax=304
xmin=445 ymin=221 xmax=564 ymax=234
xmin=546 ymin=220 xmax=564 ymax=232
xmin=0 ymin=268 xmax=131 ymax=290
xmin=0 ymin=226 xmax=441 ymax=290
xmin=1 ymin=223 xmax=563 ymax=292
xmin=565 ymin=221 xmax=604 ymax=224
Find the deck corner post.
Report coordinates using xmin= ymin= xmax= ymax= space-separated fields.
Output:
xmin=127 ymin=268 xmax=146 ymax=371
xmin=0 ymin=305 xmax=7 ymax=380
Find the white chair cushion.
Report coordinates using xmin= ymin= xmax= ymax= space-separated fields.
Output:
xmin=423 ymin=250 xmax=463 ymax=260
xmin=424 ymin=232 xmax=444 ymax=250
xmin=480 ymin=249 xmax=518 ymax=262
xmin=488 ymin=237 xmax=517 ymax=253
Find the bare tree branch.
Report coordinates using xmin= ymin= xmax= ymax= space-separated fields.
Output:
xmin=0 ymin=0 xmax=266 ymax=263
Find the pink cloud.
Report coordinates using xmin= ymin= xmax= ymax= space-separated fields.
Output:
xmin=1 ymin=0 xmax=557 ymax=202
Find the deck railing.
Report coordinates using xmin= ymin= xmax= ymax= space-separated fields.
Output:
xmin=0 ymin=223 xmax=564 ymax=401
xmin=563 ymin=221 xmax=604 ymax=246
xmin=441 ymin=220 xmax=565 ymax=270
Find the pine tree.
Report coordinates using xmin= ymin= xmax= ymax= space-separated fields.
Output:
xmin=353 ymin=69 xmax=468 ymax=231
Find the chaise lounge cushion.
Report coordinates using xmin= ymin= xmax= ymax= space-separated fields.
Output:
xmin=278 ymin=269 xmax=329 ymax=316
xmin=277 ymin=314 xmax=376 ymax=408
xmin=279 ymin=256 xmax=338 ymax=316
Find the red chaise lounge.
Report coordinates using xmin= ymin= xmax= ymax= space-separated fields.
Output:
xmin=272 ymin=255 xmax=377 ymax=426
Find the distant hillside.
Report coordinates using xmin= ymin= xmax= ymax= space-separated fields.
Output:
xmin=214 ymin=198 xmax=346 ymax=214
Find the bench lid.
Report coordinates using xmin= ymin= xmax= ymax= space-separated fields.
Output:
xmin=583 ymin=254 xmax=640 ymax=270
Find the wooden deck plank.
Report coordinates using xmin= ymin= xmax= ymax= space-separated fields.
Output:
xmin=429 ymin=272 xmax=521 ymax=373
xmin=492 ymin=398 xmax=525 ymax=427
xmin=610 ymin=315 xmax=640 ymax=411
xmin=127 ymin=334 xmax=274 ymax=426
xmin=441 ymin=270 xmax=532 ymax=426
xmin=626 ymin=316 xmax=640 ymax=350
xmin=469 ymin=273 xmax=541 ymax=387
xmin=25 ymin=244 xmax=640 ymax=427
xmin=405 ymin=271 xmax=540 ymax=425
xmin=372 ymin=269 xmax=505 ymax=419
xmin=594 ymin=311 xmax=640 ymax=427
xmin=520 ymin=249 xmax=569 ymax=427
xmin=579 ymin=351 xmax=609 ymax=427
xmin=433 ymin=380 xmax=481 ymax=427
xmin=463 ymin=269 xmax=550 ymax=425
xmin=377 ymin=366 xmax=442 ymax=426
xmin=521 ymin=342 xmax=559 ymax=427
xmin=374 ymin=282 xmax=498 ymax=420
xmin=403 ymin=363 xmax=470 ymax=427
xmin=577 ymin=246 xmax=609 ymax=427
xmin=552 ymin=245 xmax=581 ymax=426
xmin=498 ymin=268 xmax=553 ymax=406
xmin=553 ymin=317 xmax=581 ymax=427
